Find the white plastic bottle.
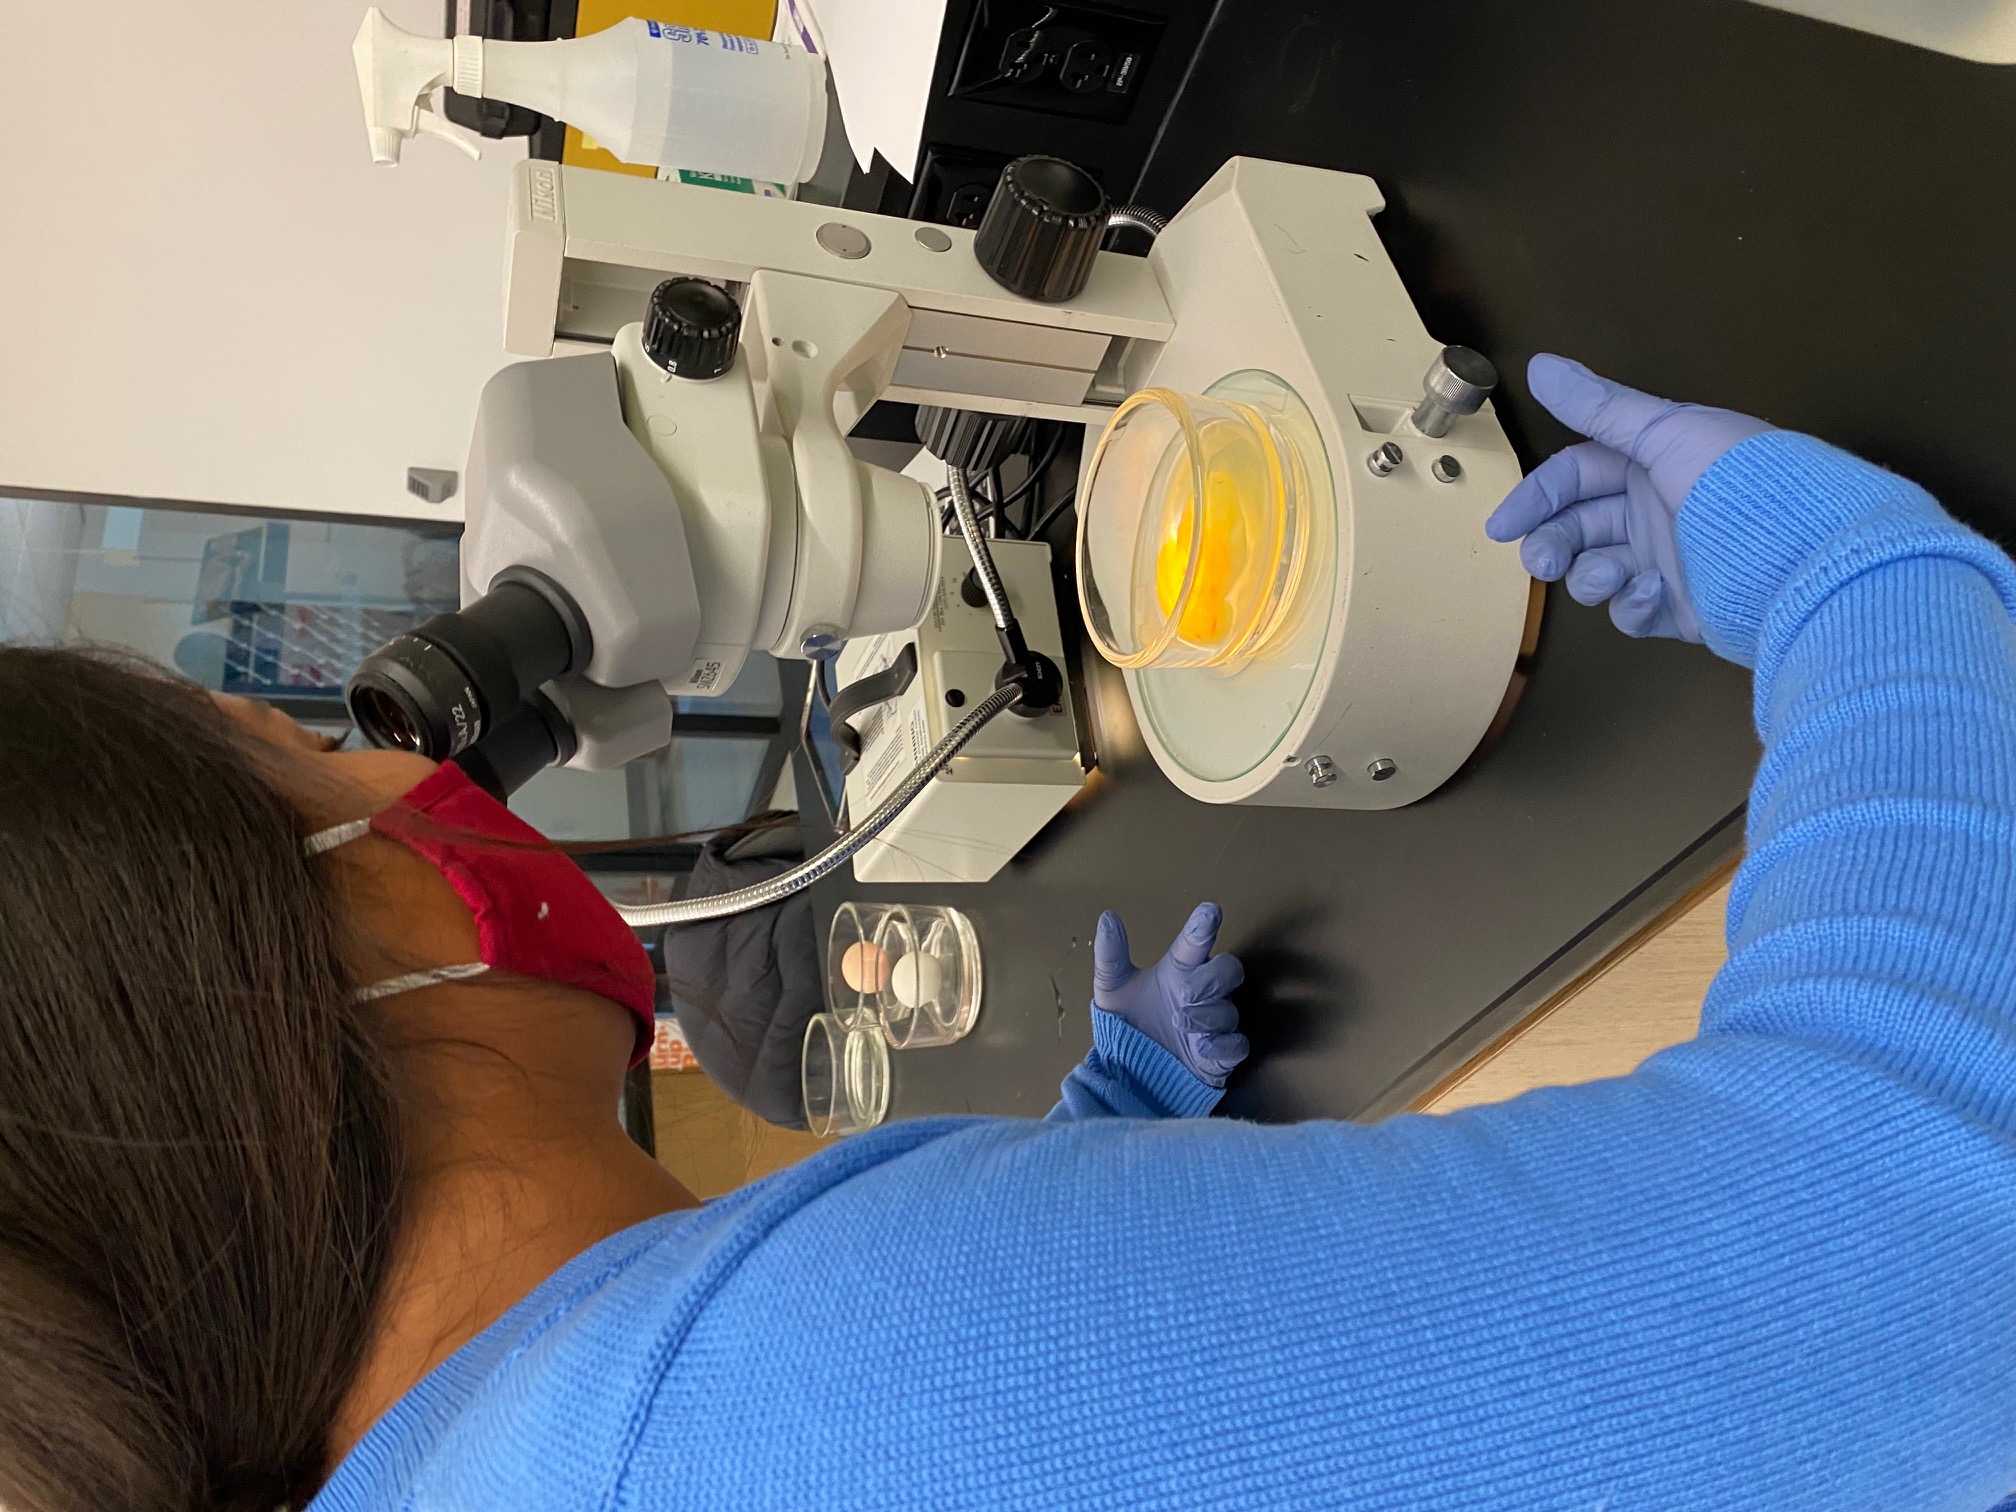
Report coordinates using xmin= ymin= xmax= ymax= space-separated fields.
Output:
xmin=352 ymin=7 xmax=828 ymax=184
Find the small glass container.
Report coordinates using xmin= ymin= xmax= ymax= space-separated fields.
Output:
xmin=801 ymin=1012 xmax=889 ymax=1136
xmin=1077 ymin=385 xmax=1314 ymax=671
xmin=826 ymin=901 xmax=983 ymax=1049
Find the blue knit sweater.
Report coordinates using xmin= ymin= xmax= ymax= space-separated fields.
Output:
xmin=313 ymin=434 xmax=2016 ymax=1511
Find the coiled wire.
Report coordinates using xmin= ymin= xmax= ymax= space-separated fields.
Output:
xmin=1106 ymin=204 xmax=1169 ymax=240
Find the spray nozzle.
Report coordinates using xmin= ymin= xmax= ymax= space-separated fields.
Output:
xmin=352 ymin=7 xmax=485 ymax=165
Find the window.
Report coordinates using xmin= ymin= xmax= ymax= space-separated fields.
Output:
xmin=0 ymin=495 xmax=796 ymax=874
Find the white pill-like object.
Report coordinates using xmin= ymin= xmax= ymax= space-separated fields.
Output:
xmin=889 ymin=950 xmax=944 ymax=1011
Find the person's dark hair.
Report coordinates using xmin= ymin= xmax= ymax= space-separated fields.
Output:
xmin=0 ymin=647 xmax=403 ymax=1512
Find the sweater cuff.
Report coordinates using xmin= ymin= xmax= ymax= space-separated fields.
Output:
xmin=1677 ymin=431 xmax=1948 ymax=667
xmin=1091 ymin=1009 xmax=1223 ymax=1119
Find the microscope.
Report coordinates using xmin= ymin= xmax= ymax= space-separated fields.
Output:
xmin=347 ymin=154 xmax=1533 ymax=922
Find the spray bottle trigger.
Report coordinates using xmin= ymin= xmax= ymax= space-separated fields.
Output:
xmin=415 ymin=105 xmax=484 ymax=160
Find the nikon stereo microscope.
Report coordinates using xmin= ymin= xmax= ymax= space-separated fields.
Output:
xmin=346 ymin=154 xmax=1532 ymax=922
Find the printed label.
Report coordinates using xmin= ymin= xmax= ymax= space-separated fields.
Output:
xmin=863 ymin=727 xmax=905 ymax=797
xmin=646 ymin=20 xmax=764 ymax=53
xmin=688 ymin=660 xmax=722 ymax=691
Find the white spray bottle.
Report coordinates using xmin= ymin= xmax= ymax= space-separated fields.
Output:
xmin=351 ymin=7 xmax=828 ymax=185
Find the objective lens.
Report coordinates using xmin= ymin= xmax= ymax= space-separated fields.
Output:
xmin=346 ymin=576 xmax=587 ymax=761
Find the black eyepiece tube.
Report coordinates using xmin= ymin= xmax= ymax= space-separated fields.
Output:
xmin=450 ymin=689 xmax=579 ymax=802
xmin=346 ymin=573 xmax=590 ymax=760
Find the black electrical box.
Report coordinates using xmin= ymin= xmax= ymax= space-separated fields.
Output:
xmin=950 ymin=0 xmax=1165 ymax=125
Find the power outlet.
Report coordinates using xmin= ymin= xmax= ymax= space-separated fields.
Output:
xmin=950 ymin=0 xmax=1164 ymax=125
xmin=909 ymin=146 xmax=1111 ymax=227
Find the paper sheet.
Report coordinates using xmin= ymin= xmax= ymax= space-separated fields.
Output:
xmin=788 ymin=0 xmax=948 ymax=177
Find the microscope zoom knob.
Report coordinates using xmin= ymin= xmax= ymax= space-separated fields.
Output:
xmin=642 ymin=278 xmax=743 ymax=381
xmin=973 ymin=156 xmax=1111 ymax=304
xmin=1411 ymin=345 xmax=1500 ymax=438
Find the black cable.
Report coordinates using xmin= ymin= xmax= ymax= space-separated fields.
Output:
xmin=996 ymin=426 xmax=1064 ymax=516
xmin=1026 ymin=485 xmax=1078 ymax=544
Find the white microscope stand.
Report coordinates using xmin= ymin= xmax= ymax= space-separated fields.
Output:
xmin=498 ymin=157 xmax=1530 ymax=813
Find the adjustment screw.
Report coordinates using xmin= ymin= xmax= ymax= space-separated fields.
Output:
xmin=1368 ymin=442 xmax=1404 ymax=477
xmin=945 ymin=688 xmax=967 ymax=708
xmin=1306 ymin=755 xmax=1339 ymax=788
xmin=1368 ymin=757 xmax=1398 ymax=782
xmin=1431 ymin=455 xmax=1463 ymax=483
xmin=798 ymin=626 xmax=843 ymax=659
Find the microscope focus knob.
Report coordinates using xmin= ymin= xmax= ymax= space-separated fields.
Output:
xmin=974 ymin=156 xmax=1111 ymax=304
xmin=1410 ymin=346 xmax=1500 ymax=438
xmin=642 ymin=278 xmax=743 ymax=381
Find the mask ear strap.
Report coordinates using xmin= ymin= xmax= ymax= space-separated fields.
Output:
xmin=303 ymin=818 xmax=372 ymax=857
xmin=353 ymin=963 xmax=492 ymax=1003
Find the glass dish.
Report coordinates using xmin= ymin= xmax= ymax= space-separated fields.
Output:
xmin=1076 ymin=385 xmax=1314 ymax=671
xmin=826 ymin=901 xmax=982 ymax=1049
xmin=801 ymin=1012 xmax=889 ymax=1136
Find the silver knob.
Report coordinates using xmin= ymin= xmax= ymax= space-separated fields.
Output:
xmin=1411 ymin=346 xmax=1498 ymax=439
xmin=1367 ymin=757 xmax=1398 ymax=782
xmin=1305 ymin=755 xmax=1339 ymax=788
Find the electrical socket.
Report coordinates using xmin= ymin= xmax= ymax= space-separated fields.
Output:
xmin=950 ymin=0 xmax=1164 ymax=124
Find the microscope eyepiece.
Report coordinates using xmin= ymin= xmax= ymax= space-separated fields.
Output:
xmin=346 ymin=572 xmax=590 ymax=765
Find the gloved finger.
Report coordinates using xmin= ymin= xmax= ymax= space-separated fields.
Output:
xmin=1167 ymin=902 xmax=1223 ymax=970
xmin=1484 ymin=441 xmax=1631 ymax=543
xmin=1092 ymin=911 xmax=1136 ymax=992
xmin=1182 ymin=952 xmax=1245 ymax=1004
xmin=1519 ymin=493 xmax=1629 ymax=581
xmin=1192 ymin=1031 xmax=1251 ymax=1074
xmin=1609 ymin=571 xmax=1669 ymax=638
xmin=1528 ymin=355 xmax=1691 ymax=466
xmin=1175 ymin=996 xmax=1240 ymax=1035
xmin=1564 ymin=544 xmax=1642 ymax=606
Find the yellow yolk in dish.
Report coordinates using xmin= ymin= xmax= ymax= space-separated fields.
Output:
xmin=1154 ymin=470 xmax=1250 ymax=645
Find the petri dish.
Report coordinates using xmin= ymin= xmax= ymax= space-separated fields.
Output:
xmin=868 ymin=904 xmax=982 ymax=1049
xmin=1128 ymin=370 xmax=1340 ymax=785
xmin=1077 ymin=380 xmax=1316 ymax=672
xmin=801 ymin=1012 xmax=889 ymax=1136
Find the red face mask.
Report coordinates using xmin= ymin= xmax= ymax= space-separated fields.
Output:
xmin=304 ymin=763 xmax=656 ymax=1066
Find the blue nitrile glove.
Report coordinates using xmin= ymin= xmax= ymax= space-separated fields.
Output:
xmin=1485 ymin=354 xmax=1775 ymax=641
xmin=1093 ymin=903 xmax=1249 ymax=1088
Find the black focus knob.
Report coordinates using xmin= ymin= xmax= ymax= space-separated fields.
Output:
xmin=642 ymin=277 xmax=742 ymax=380
xmin=973 ymin=156 xmax=1110 ymax=304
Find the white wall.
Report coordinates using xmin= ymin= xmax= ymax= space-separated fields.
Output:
xmin=0 ymin=1 xmax=529 ymax=522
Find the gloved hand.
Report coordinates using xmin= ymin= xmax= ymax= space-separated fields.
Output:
xmin=1093 ymin=903 xmax=1248 ymax=1087
xmin=1485 ymin=354 xmax=1774 ymax=641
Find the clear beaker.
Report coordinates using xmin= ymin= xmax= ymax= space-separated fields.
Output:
xmin=825 ymin=901 xmax=982 ymax=1049
xmin=801 ymin=1012 xmax=889 ymax=1136
xmin=1077 ymin=385 xmax=1314 ymax=671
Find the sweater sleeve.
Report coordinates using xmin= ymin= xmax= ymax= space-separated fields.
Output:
xmin=1045 ymin=1007 xmax=1225 ymax=1121
xmin=634 ymin=434 xmax=2016 ymax=1512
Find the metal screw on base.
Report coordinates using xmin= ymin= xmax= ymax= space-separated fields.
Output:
xmin=1367 ymin=442 xmax=1404 ymax=477
xmin=1306 ymin=755 xmax=1339 ymax=788
xmin=1431 ymin=455 xmax=1463 ymax=483
xmin=1368 ymin=757 xmax=1398 ymax=782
